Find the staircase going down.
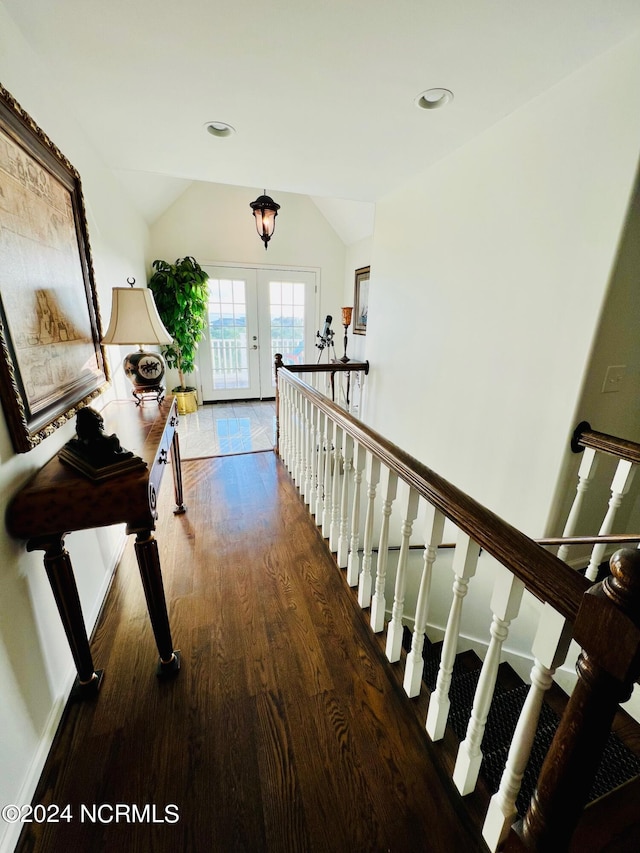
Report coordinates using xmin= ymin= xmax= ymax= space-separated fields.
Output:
xmin=401 ymin=627 xmax=640 ymax=823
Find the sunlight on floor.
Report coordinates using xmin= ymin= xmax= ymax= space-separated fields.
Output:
xmin=177 ymin=400 xmax=276 ymax=459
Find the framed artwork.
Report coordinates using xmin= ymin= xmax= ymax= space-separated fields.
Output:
xmin=0 ymin=84 xmax=108 ymax=453
xmin=353 ymin=266 xmax=370 ymax=335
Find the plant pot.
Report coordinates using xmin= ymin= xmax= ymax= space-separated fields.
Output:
xmin=172 ymin=387 xmax=198 ymax=415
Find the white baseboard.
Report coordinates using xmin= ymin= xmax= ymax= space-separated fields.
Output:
xmin=0 ymin=538 xmax=125 ymax=853
xmin=0 ymin=686 xmax=70 ymax=853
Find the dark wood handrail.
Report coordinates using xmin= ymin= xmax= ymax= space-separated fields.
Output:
xmin=277 ymin=365 xmax=588 ymax=622
xmin=571 ymin=420 xmax=640 ymax=464
xmin=275 ymin=354 xmax=370 ymax=375
xmin=537 ymin=533 xmax=640 ymax=547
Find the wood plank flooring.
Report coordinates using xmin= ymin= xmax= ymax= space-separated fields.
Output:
xmin=18 ymin=452 xmax=486 ymax=853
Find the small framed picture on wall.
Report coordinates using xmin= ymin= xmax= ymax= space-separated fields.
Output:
xmin=353 ymin=266 xmax=370 ymax=335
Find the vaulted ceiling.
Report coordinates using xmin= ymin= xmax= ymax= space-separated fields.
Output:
xmin=4 ymin=1 xmax=640 ymax=239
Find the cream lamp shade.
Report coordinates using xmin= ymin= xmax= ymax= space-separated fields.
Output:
xmin=102 ymin=286 xmax=173 ymax=405
xmin=102 ymin=287 xmax=173 ymax=346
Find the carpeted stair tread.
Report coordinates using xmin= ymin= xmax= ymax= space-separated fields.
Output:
xmin=400 ymin=627 xmax=640 ymax=816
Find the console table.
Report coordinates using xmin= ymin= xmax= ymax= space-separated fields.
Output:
xmin=6 ymin=397 xmax=185 ymax=699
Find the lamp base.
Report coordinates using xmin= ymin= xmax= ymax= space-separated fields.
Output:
xmin=123 ymin=349 xmax=167 ymax=406
xmin=131 ymin=385 xmax=165 ymax=407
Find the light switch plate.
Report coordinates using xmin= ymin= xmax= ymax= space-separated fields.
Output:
xmin=602 ymin=364 xmax=626 ymax=393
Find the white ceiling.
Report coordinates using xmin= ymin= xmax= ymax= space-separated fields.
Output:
xmin=4 ymin=1 xmax=640 ymax=241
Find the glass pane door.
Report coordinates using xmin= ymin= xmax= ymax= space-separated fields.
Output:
xmin=258 ymin=269 xmax=317 ymax=393
xmin=198 ymin=268 xmax=260 ymax=401
xmin=198 ymin=266 xmax=317 ymax=401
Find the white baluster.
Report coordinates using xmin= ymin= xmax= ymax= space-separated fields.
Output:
xmin=295 ymin=388 xmax=305 ymax=488
xmin=359 ymin=369 xmax=367 ymax=420
xmin=585 ymin=458 xmax=636 ymax=581
xmin=358 ymin=455 xmax=381 ymax=608
xmin=385 ymin=487 xmax=420 ymax=661
xmin=404 ymin=505 xmax=445 ymax=695
xmin=453 ymin=564 xmax=524 ymax=796
xmin=283 ymin=381 xmax=294 ymax=474
xmin=329 ymin=425 xmax=344 ymax=552
xmin=315 ymin=410 xmax=327 ymax=522
xmin=292 ymin=387 xmax=302 ymax=485
xmin=307 ymin=403 xmax=318 ymax=513
xmin=321 ymin=418 xmax=334 ymax=538
xmin=483 ymin=604 xmax=573 ymax=851
xmin=426 ymin=535 xmax=481 ymax=741
xmin=301 ymin=397 xmax=312 ymax=503
xmin=337 ymin=434 xmax=353 ymax=567
xmin=285 ymin=383 xmax=295 ymax=473
xmin=350 ymin=370 xmax=361 ymax=415
xmin=277 ymin=380 xmax=288 ymax=463
xmin=557 ymin=448 xmax=598 ymax=563
xmin=346 ymin=442 xmax=366 ymax=586
xmin=369 ymin=469 xmax=399 ymax=628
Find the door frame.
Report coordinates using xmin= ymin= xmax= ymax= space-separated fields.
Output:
xmin=196 ymin=262 xmax=320 ymax=402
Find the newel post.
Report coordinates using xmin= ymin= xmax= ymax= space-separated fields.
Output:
xmin=274 ymin=353 xmax=283 ymax=455
xmin=516 ymin=549 xmax=640 ymax=851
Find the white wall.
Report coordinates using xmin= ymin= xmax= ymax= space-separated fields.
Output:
xmin=548 ymin=163 xmax=640 ymax=553
xmin=360 ymin=32 xmax=640 ymax=722
xmin=0 ymin=6 xmax=149 ymax=851
xmin=149 ymin=181 xmax=346 ymax=335
xmin=366 ymin=32 xmax=640 ymax=537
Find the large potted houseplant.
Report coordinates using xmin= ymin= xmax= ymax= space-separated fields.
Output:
xmin=148 ymin=256 xmax=209 ymax=414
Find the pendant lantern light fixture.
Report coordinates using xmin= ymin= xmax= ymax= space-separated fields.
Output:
xmin=250 ymin=190 xmax=280 ymax=250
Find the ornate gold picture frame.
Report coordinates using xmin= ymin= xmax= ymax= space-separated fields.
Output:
xmin=0 ymin=84 xmax=108 ymax=453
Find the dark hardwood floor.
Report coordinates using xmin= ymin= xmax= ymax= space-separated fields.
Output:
xmin=18 ymin=451 xmax=486 ymax=853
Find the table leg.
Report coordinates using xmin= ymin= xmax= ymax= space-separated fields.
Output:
xmin=40 ymin=536 xmax=102 ymax=698
xmin=171 ymin=430 xmax=186 ymax=515
xmin=134 ymin=530 xmax=180 ymax=678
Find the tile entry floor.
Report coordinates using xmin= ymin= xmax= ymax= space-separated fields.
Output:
xmin=177 ymin=399 xmax=277 ymax=459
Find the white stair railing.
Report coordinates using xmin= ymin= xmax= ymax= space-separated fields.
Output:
xmin=328 ymin=424 xmax=344 ymax=553
xmin=402 ymin=501 xmax=443 ymax=691
xmin=337 ymin=434 xmax=353 ymax=567
xmin=565 ymin=422 xmax=640 ymax=579
xmin=275 ymin=364 xmax=640 ymax=852
xmin=321 ymin=418 xmax=334 ymax=539
xmin=385 ymin=485 xmax=418 ymax=663
xmin=584 ymin=458 xmax=635 ymax=581
xmin=316 ymin=409 xmax=329 ymax=521
xmin=557 ymin=447 xmax=598 ymax=563
xmin=425 ymin=534 xmax=481 ymax=740
xmin=369 ymin=468 xmax=398 ymax=630
xmin=357 ymin=454 xmax=380 ymax=609
xmin=482 ymin=604 xmax=573 ymax=850
xmin=453 ymin=564 xmax=525 ymax=796
xmin=346 ymin=442 xmax=366 ymax=587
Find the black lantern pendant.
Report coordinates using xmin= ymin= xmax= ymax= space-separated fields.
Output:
xmin=250 ymin=190 xmax=280 ymax=250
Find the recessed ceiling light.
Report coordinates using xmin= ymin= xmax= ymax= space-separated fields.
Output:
xmin=415 ymin=88 xmax=454 ymax=110
xmin=204 ymin=121 xmax=236 ymax=138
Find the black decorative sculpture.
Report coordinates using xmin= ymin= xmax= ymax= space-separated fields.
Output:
xmin=58 ymin=407 xmax=146 ymax=480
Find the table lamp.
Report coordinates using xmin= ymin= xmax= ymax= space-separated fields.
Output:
xmin=102 ymin=279 xmax=173 ymax=404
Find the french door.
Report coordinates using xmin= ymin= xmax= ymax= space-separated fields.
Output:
xmin=197 ymin=266 xmax=317 ymax=401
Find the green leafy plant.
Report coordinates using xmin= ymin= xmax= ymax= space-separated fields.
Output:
xmin=148 ymin=256 xmax=209 ymax=391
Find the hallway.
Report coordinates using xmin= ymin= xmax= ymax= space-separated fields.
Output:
xmin=18 ymin=452 xmax=485 ymax=853
xmin=178 ymin=400 xmax=276 ymax=459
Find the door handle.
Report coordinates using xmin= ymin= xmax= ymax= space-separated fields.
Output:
xmin=251 ymin=344 xmax=258 ymax=349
